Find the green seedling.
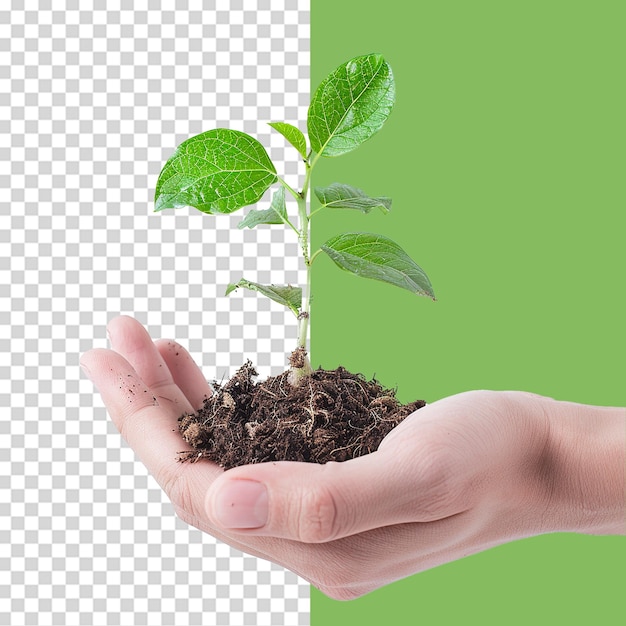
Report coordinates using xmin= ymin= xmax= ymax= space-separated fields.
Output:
xmin=155 ymin=53 xmax=435 ymax=384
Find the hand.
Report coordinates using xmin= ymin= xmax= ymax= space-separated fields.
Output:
xmin=81 ymin=316 xmax=625 ymax=600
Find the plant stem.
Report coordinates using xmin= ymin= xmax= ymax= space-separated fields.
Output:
xmin=296 ymin=184 xmax=311 ymax=351
xmin=287 ymin=161 xmax=314 ymax=385
xmin=282 ymin=158 xmax=317 ymax=388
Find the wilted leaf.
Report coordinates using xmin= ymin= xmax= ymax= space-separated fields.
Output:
xmin=307 ymin=54 xmax=395 ymax=158
xmin=314 ymin=183 xmax=391 ymax=214
xmin=238 ymin=187 xmax=287 ymax=229
xmin=155 ymin=128 xmax=277 ymax=214
xmin=268 ymin=122 xmax=308 ymax=159
xmin=321 ymin=232 xmax=435 ymax=299
xmin=226 ymin=279 xmax=302 ymax=315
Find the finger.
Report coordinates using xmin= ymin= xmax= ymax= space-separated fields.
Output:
xmin=203 ymin=437 xmax=461 ymax=543
xmin=184 ymin=482 xmax=483 ymax=601
xmin=107 ymin=315 xmax=194 ymax=414
xmin=80 ymin=348 xmax=222 ymax=494
xmin=155 ymin=338 xmax=213 ymax=411
xmin=107 ymin=315 xmax=174 ymax=389
xmin=80 ymin=346 xmax=192 ymax=457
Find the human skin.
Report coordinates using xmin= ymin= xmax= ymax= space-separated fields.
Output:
xmin=80 ymin=315 xmax=626 ymax=600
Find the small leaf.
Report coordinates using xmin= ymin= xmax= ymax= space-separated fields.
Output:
xmin=314 ymin=183 xmax=391 ymax=214
xmin=238 ymin=187 xmax=287 ymax=229
xmin=155 ymin=128 xmax=277 ymax=215
xmin=307 ymin=54 xmax=395 ymax=158
xmin=268 ymin=122 xmax=308 ymax=159
xmin=226 ymin=279 xmax=302 ymax=315
xmin=321 ymin=232 xmax=435 ymax=299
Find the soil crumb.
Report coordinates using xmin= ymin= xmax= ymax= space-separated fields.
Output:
xmin=178 ymin=361 xmax=425 ymax=469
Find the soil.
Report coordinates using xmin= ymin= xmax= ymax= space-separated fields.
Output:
xmin=178 ymin=358 xmax=425 ymax=469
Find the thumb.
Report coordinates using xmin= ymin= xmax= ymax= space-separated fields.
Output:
xmin=204 ymin=447 xmax=439 ymax=543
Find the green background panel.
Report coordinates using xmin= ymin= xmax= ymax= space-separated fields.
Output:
xmin=310 ymin=1 xmax=625 ymax=624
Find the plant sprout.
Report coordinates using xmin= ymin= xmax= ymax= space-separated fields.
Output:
xmin=154 ymin=53 xmax=435 ymax=383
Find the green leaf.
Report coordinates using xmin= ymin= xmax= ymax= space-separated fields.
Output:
xmin=155 ymin=128 xmax=277 ymax=214
xmin=320 ymin=232 xmax=435 ymax=299
xmin=314 ymin=183 xmax=391 ymax=214
xmin=268 ymin=122 xmax=308 ymax=159
xmin=307 ymin=54 xmax=395 ymax=158
xmin=226 ymin=279 xmax=302 ymax=315
xmin=237 ymin=187 xmax=287 ymax=229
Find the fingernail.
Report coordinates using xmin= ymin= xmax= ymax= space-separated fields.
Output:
xmin=213 ymin=480 xmax=268 ymax=529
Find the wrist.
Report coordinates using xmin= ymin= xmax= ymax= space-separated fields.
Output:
xmin=538 ymin=399 xmax=625 ymax=536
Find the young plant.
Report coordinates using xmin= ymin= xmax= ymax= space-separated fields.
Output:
xmin=154 ymin=53 xmax=435 ymax=383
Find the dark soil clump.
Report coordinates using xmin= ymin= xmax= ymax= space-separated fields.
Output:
xmin=178 ymin=361 xmax=425 ymax=469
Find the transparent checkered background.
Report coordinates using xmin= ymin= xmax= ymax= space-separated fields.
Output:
xmin=1 ymin=1 xmax=310 ymax=624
